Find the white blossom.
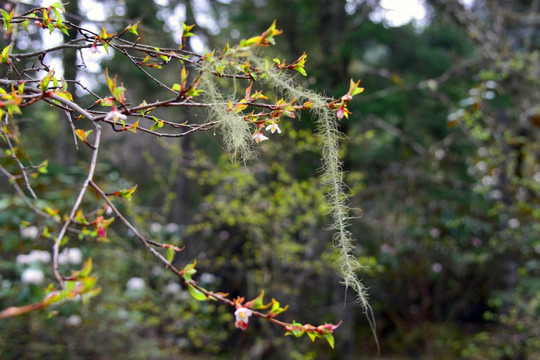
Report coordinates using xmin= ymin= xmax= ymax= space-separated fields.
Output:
xmin=149 ymin=222 xmax=163 ymax=234
xmin=20 ymin=226 xmax=39 ymax=240
xmin=431 ymin=263 xmax=443 ymax=273
xmin=265 ymin=123 xmax=281 ymax=134
xmin=29 ymin=250 xmax=51 ymax=264
xmin=66 ymin=315 xmax=82 ymax=326
xmin=200 ymin=273 xmax=216 ymax=284
xmin=165 ymin=223 xmax=180 ymax=233
xmin=16 ymin=254 xmax=31 ymax=265
xmin=16 ymin=250 xmax=50 ymax=265
xmin=21 ymin=268 xmax=44 ymax=285
xmin=234 ymin=307 xmax=253 ymax=330
xmin=58 ymin=248 xmax=82 ymax=265
xmin=126 ymin=277 xmax=145 ymax=291
xmin=252 ymin=132 xmax=269 ymax=143
xmin=104 ymin=108 xmax=127 ymax=122
xmin=164 ymin=282 xmax=182 ymax=295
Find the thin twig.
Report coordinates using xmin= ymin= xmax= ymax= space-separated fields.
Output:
xmin=52 ymin=123 xmax=101 ymax=288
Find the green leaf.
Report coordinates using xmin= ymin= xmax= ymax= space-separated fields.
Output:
xmin=323 ymin=333 xmax=335 ymax=349
xmin=166 ymin=247 xmax=175 ymax=263
xmin=181 ymin=261 xmax=197 ymax=282
xmin=37 ymin=160 xmax=49 ymax=174
xmin=294 ymin=66 xmax=307 ymax=76
xmin=188 ymin=285 xmax=207 ymax=301
xmin=1 ymin=44 xmax=11 ymax=63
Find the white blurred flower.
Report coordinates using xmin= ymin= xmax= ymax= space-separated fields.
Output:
xmin=508 ymin=218 xmax=520 ymax=229
xmin=434 ymin=149 xmax=445 ymax=160
xmin=16 ymin=254 xmax=31 ymax=265
xmin=165 ymin=223 xmax=180 ymax=233
xmin=164 ymin=282 xmax=182 ymax=295
xmin=200 ymin=273 xmax=216 ymax=284
xmin=485 ymin=80 xmax=497 ymax=89
xmin=429 ymin=228 xmax=441 ymax=238
xmin=20 ymin=226 xmax=39 ymax=240
xmin=431 ymin=263 xmax=443 ymax=273
xmin=150 ymin=222 xmax=163 ymax=233
xmin=29 ymin=250 xmax=51 ymax=264
xmin=483 ymin=91 xmax=496 ymax=100
xmin=104 ymin=108 xmax=127 ymax=122
xmin=66 ymin=315 xmax=82 ymax=326
xmin=17 ymin=250 xmax=51 ymax=265
xmin=489 ymin=189 xmax=503 ymax=200
xmin=126 ymin=277 xmax=145 ymax=291
xmin=58 ymin=248 xmax=82 ymax=265
xmin=21 ymin=268 xmax=44 ymax=284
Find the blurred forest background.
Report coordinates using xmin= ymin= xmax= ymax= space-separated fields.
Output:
xmin=1 ymin=0 xmax=539 ymax=359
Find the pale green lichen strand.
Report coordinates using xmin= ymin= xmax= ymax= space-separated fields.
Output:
xmin=199 ymin=70 xmax=255 ymax=162
xmin=251 ymin=57 xmax=376 ymax=341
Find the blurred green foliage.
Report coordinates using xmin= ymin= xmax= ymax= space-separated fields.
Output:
xmin=1 ymin=0 xmax=540 ymax=359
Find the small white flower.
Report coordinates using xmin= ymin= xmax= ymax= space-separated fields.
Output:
xmin=200 ymin=273 xmax=216 ymax=284
xmin=234 ymin=307 xmax=253 ymax=330
xmin=29 ymin=250 xmax=51 ymax=264
xmin=104 ymin=108 xmax=127 ymax=122
xmin=149 ymin=222 xmax=163 ymax=234
xmin=431 ymin=263 xmax=443 ymax=273
xmin=66 ymin=315 xmax=82 ymax=326
xmin=252 ymin=132 xmax=269 ymax=143
xmin=165 ymin=223 xmax=180 ymax=233
xmin=265 ymin=123 xmax=281 ymax=134
xmin=89 ymin=43 xmax=100 ymax=54
xmin=59 ymin=248 xmax=82 ymax=265
xmin=21 ymin=268 xmax=44 ymax=285
xmin=508 ymin=218 xmax=520 ymax=229
xmin=20 ymin=226 xmax=39 ymax=240
xmin=126 ymin=277 xmax=145 ymax=291
xmin=16 ymin=254 xmax=31 ymax=265
xmin=163 ymin=282 xmax=182 ymax=295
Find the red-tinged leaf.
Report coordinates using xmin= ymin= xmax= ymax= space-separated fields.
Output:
xmin=54 ymin=90 xmax=73 ymax=101
xmin=119 ymin=184 xmax=137 ymax=199
xmin=122 ymin=119 xmax=139 ymax=133
xmin=75 ymin=129 xmax=92 ymax=141
xmin=181 ymin=66 xmax=188 ymax=84
xmin=245 ymin=82 xmax=254 ymax=100
xmin=79 ymin=258 xmax=93 ymax=277
xmin=181 ymin=261 xmax=197 ymax=281
xmin=269 ymin=298 xmax=289 ymax=316
xmin=245 ymin=291 xmax=271 ymax=310
xmin=123 ymin=22 xmax=139 ymax=36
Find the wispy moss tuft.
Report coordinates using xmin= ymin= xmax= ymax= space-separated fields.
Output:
xmin=199 ymin=70 xmax=255 ymax=163
xmin=250 ymin=56 xmax=377 ymax=346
